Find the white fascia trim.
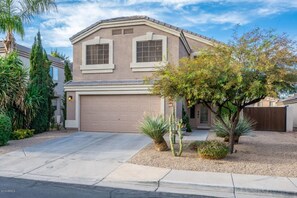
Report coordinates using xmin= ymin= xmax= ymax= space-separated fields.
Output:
xmin=81 ymin=69 xmax=114 ymax=74
xmin=64 ymin=84 xmax=153 ymax=92
xmin=81 ymin=36 xmax=115 ymax=74
xmin=130 ymin=32 xmax=167 ymax=72
xmin=184 ymin=32 xmax=214 ymax=46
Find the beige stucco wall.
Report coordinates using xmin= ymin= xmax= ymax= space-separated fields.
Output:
xmin=186 ymin=37 xmax=210 ymax=52
xmin=178 ymin=39 xmax=189 ymax=59
xmin=68 ymin=24 xmax=214 ymax=131
xmin=73 ymin=24 xmax=181 ymax=81
xmin=188 ymin=103 xmax=215 ymax=128
xmin=66 ymin=92 xmax=76 ymax=120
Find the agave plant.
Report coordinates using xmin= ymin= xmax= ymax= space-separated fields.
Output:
xmin=140 ymin=115 xmax=169 ymax=151
xmin=214 ymin=116 xmax=256 ymax=143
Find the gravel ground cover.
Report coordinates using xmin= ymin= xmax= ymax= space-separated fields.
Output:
xmin=129 ymin=131 xmax=297 ymax=177
xmin=0 ymin=130 xmax=75 ymax=155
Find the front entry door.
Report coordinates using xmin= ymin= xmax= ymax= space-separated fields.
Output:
xmin=197 ymin=104 xmax=211 ymax=128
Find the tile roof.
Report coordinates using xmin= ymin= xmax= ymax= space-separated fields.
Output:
xmin=0 ymin=42 xmax=64 ymax=68
xmin=282 ymin=94 xmax=297 ymax=103
xmin=70 ymin=15 xmax=219 ymax=44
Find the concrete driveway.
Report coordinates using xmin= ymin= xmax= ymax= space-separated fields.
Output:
xmin=0 ymin=132 xmax=150 ymax=185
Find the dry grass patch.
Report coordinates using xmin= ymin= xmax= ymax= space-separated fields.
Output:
xmin=129 ymin=131 xmax=297 ymax=177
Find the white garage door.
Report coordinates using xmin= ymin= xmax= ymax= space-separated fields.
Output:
xmin=80 ymin=95 xmax=161 ymax=132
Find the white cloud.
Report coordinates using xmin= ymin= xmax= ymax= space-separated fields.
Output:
xmin=36 ymin=2 xmax=157 ymax=47
xmin=17 ymin=0 xmax=297 ymax=50
xmin=184 ymin=11 xmax=250 ymax=25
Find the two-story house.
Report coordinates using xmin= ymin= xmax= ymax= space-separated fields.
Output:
xmin=65 ymin=16 xmax=215 ymax=132
xmin=0 ymin=43 xmax=65 ymax=124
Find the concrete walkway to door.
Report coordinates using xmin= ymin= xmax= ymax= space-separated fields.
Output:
xmin=0 ymin=132 xmax=150 ymax=185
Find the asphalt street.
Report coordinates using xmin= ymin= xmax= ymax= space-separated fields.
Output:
xmin=0 ymin=176 xmax=212 ymax=198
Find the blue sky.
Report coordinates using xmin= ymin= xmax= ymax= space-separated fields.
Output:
xmin=3 ymin=0 xmax=297 ymax=60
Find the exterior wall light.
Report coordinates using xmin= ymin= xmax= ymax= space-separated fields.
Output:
xmin=68 ymin=96 xmax=73 ymax=101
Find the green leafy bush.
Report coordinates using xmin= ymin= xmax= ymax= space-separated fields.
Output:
xmin=214 ymin=116 xmax=255 ymax=143
xmin=140 ymin=115 xmax=169 ymax=151
xmin=182 ymin=107 xmax=192 ymax=132
xmin=11 ymin=129 xmax=34 ymax=140
xmin=198 ymin=140 xmax=228 ymax=159
xmin=0 ymin=114 xmax=12 ymax=146
xmin=188 ymin=141 xmax=204 ymax=151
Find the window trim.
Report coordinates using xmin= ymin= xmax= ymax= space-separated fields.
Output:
xmin=130 ymin=32 xmax=167 ymax=72
xmin=50 ymin=66 xmax=58 ymax=81
xmin=81 ymin=36 xmax=114 ymax=74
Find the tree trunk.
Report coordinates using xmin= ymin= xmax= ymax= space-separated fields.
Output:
xmin=229 ymin=125 xmax=236 ymax=154
xmin=153 ymin=138 xmax=168 ymax=151
xmin=3 ymin=31 xmax=15 ymax=54
xmin=228 ymin=110 xmax=241 ymax=154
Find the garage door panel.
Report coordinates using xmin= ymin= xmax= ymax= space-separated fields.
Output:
xmin=80 ymin=95 xmax=161 ymax=132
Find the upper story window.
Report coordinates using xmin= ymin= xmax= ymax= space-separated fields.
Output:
xmin=81 ymin=36 xmax=114 ymax=74
xmin=86 ymin=44 xmax=109 ymax=65
xmin=50 ymin=66 xmax=58 ymax=81
xmin=136 ymin=40 xmax=162 ymax=62
xmin=130 ymin=32 xmax=167 ymax=72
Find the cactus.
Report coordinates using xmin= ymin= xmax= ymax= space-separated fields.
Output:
xmin=169 ymin=105 xmax=183 ymax=157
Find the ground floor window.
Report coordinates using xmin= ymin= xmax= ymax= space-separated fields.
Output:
xmin=190 ymin=105 xmax=195 ymax=119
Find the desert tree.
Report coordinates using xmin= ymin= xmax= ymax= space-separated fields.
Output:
xmin=152 ymin=28 xmax=297 ymax=153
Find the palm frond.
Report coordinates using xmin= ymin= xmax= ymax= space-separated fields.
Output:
xmin=20 ymin=0 xmax=57 ymax=21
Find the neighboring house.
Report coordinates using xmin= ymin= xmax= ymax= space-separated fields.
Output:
xmin=0 ymin=42 xmax=65 ymax=124
xmin=282 ymin=94 xmax=297 ymax=131
xmin=65 ymin=16 xmax=216 ymax=132
xmin=248 ymin=97 xmax=282 ymax=107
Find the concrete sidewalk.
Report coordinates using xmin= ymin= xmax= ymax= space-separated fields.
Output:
xmin=98 ymin=163 xmax=297 ymax=198
xmin=1 ymin=131 xmax=296 ymax=197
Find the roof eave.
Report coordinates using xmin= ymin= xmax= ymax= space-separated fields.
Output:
xmin=69 ymin=16 xmax=217 ymax=46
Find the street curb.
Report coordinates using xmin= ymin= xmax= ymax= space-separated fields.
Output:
xmin=157 ymin=180 xmax=297 ymax=198
xmin=159 ymin=180 xmax=234 ymax=193
xmin=235 ymin=187 xmax=297 ymax=197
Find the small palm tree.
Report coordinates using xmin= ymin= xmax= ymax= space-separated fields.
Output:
xmin=0 ymin=0 xmax=57 ymax=54
xmin=0 ymin=52 xmax=28 ymax=109
xmin=140 ymin=115 xmax=169 ymax=151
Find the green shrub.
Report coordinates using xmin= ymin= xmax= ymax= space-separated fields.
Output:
xmin=215 ymin=116 xmax=255 ymax=139
xmin=198 ymin=140 xmax=228 ymax=159
xmin=140 ymin=115 xmax=169 ymax=151
xmin=188 ymin=141 xmax=204 ymax=151
xmin=0 ymin=114 xmax=12 ymax=146
xmin=11 ymin=129 xmax=34 ymax=140
xmin=182 ymin=107 xmax=192 ymax=132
